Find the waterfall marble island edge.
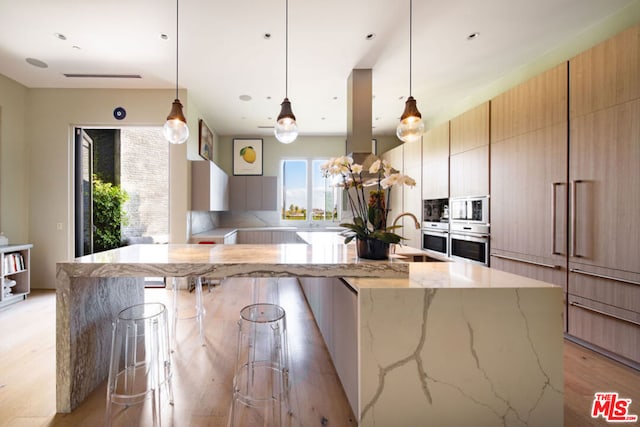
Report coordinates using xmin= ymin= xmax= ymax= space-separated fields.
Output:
xmin=55 ymin=242 xmax=563 ymax=426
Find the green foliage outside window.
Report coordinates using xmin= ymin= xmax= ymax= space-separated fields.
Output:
xmin=93 ymin=175 xmax=129 ymax=252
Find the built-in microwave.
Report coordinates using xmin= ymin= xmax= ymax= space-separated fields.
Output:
xmin=450 ymin=196 xmax=489 ymax=224
xmin=422 ymin=198 xmax=449 ymax=227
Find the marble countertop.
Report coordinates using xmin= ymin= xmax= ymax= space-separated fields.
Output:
xmin=346 ymin=261 xmax=560 ymax=290
xmin=57 ymin=243 xmax=409 ymax=279
xmin=58 ymin=240 xmax=559 ymax=291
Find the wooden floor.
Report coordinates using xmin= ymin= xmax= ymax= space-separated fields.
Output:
xmin=0 ymin=279 xmax=638 ymax=427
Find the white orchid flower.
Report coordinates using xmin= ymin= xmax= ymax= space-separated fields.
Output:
xmin=351 ymin=164 xmax=363 ymax=174
xmin=369 ymin=159 xmax=381 ymax=174
xmin=380 ymin=173 xmax=400 ymax=188
xmin=402 ymin=175 xmax=417 ymax=187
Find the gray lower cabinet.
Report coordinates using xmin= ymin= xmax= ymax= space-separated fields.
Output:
xmin=298 ymin=277 xmax=358 ymax=415
xmin=229 ymin=176 xmax=277 ymax=211
xmin=236 ymin=230 xmax=300 ymax=244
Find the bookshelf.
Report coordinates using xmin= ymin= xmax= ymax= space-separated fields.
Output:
xmin=1 ymin=244 xmax=32 ymax=308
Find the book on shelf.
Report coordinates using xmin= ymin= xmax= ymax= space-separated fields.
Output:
xmin=3 ymin=253 xmax=25 ymax=275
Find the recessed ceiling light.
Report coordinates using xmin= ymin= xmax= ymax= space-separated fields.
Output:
xmin=332 ymin=96 xmax=338 ymax=100
xmin=467 ymin=32 xmax=480 ymax=40
xmin=55 ymin=33 xmax=67 ymax=41
xmin=321 ymin=117 xmax=326 ymax=120
xmin=72 ymin=45 xmax=81 ymax=50
xmin=398 ymin=95 xmax=404 ymax=100
xmin=264 ymin=33 xmax=271 ymax=39
xmin=266 ymin=96 xmax=272 ymax=100
xmin=160 ymin=34 xmax=169 ymax=40
xmin=239 ymin=94 xmax=252 ymax=101
xmin=25 ymin=57 xmax=48 ymax=68
xmin=365 ymin=33 xmax=376 ymax=40
xmin=267 ymin=117 xmax=272 ymax=121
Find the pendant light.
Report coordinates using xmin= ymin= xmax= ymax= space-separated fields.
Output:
xmin=396 ymin=0 xmax=424 ymax=143
xmin=163 ymin=0 xmax=189 ymax=144
xmin=274 ymin=0 xmax=298 ymax=144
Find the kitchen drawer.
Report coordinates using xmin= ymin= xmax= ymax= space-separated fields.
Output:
xmin=491 ymin=249 xmax=567 ymax=291
xmin=569 ymin=264 xmax=640 ymax=314
xmin=567 ymin=294 xmax=640 ymax=364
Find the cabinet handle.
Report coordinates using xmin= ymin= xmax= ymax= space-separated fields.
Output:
xmin=570 ymin=180 xmax=585 ymax=258
xmin=569 ymin=301 xmax=640 ymax=327
xmin=490 ymin=253 xmax=561 ymax=269
xmin=570 ymin=268 xmax=640 ymax=287
xmin=551 ymin=182 xmax=564 ymax=255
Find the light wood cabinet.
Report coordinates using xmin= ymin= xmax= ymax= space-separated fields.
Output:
xmin=565 ymin=24 xmax=640 ymax=364
xmin=380 ymin=145 xmax=403 ymax=220
xmin=569 ymin=24 xmax=640 ymax=118
xmin=569 ymin=99 xmax=640 ymax=273
xmin=0 ymin=244 xmax=32 ymax=308
xmin=491 ymin=64 xmax=568 ymax=143
xmin=422 ymin=122 xmax=449 ymax=199
xmin=449 ymin=102 xmax=490 ymax=198
xmin=490 ymin=123 xmax=568 ymax=261
xmin=191 ymin=160 xmax=229 ymax=211
xmin=490 ymin=63 xmax=569 ymax=329
xmin=229 ymin=176 xmax=277 ymax=211
xmin=568 ymin=294 xmax=640 ymax=364
xmin=401 ymin=139 xmax=422 ymax=248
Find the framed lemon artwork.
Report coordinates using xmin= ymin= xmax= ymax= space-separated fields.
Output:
xmin=232 ymin=138 xmax=263 ymax=175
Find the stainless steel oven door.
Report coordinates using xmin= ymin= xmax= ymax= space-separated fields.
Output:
xmin=450 ymin=232 xmax=489 ymax=265
xmin=423 ymin=229 xmax=448 ymax=256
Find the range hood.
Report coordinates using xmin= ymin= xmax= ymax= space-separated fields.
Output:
xmin=345 ymin=69 xmax=377 ymax=169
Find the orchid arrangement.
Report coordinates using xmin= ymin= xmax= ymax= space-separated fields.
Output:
xmin=320 ymin=155 xmax=416 ymax=244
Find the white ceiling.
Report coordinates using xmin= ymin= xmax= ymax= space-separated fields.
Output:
xmin=0 ymin=0 xmax=636 ymax=137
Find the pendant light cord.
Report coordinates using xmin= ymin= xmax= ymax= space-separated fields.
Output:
xmin=285 ymin=0 xmax=289 ymax=98
xmin=409 ymin=0 xmax=413 ymax=97
xmin=175 ymin=0 xmax=180 ymax=99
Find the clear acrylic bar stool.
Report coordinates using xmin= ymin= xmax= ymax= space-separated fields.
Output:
xmin=105 ymin=302 xmax=173 ymax=427
xmin=229 ymin=303 xmax=290 ymax=427
xmin=171 ymin=276 xmax=205 ymax=348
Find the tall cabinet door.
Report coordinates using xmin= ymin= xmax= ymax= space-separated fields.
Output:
xmin=449 ymin=102 xmax=490 ymax=198
xmin=402 ymin=139 xmax=422 ymax=248
xmin=568 ymin=24 xmax=640 ymax=364
xmin=422 ymin=122 xmax=449 ymax=199
xmin=490 ymin=63 xmax=569 ymax=314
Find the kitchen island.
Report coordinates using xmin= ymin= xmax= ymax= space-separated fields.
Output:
xmin=56 ymin=240 xmax=563 ymax=426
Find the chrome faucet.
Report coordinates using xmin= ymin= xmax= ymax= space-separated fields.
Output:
xmin=391 ymin=212 xmax=420 ymax=252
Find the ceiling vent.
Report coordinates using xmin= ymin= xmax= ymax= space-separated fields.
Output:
xmin=63 ymin=73 xmax=142 ymax=79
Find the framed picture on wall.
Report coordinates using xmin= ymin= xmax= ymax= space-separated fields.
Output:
xmin=233 ymin=138 xmax=263 ymax=175
xmin=198 ymin=119 xmax=214 ymax=161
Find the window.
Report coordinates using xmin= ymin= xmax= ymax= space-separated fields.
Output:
xmin=281 ymin=159 xmax=340 ymax=224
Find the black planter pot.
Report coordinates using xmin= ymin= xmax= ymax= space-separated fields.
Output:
xmin=356 ymin=238 xmax=390 ymax=260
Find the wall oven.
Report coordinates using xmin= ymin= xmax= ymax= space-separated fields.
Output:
xmin=449 ymin=196 xmax=490 ymax=265
xmin=422 ymin=198 xmax=449 ymax=256
xmin=450 ymin=224 xmax=490 ymax=265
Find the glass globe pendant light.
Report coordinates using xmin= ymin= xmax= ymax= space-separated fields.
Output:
xmin=396 ymin=0 xmax=424 ymax=143
xmin=275 ymin=0 xmax=298 ymax=144
xmin=163 ymin=0 xmax=189 ymax=144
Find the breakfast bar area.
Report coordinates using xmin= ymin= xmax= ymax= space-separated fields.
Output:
xmin=56 ymin=239 xmax=563 ymax=426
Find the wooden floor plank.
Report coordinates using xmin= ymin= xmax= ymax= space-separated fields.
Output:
xmin=0 ymin=279 xmax=639 ymax=426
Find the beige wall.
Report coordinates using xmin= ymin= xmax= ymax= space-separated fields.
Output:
xmin=25 ymin=88 xmax=193 ymax=289
xmin=0 ymin=74 xmax=29 ymax=244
